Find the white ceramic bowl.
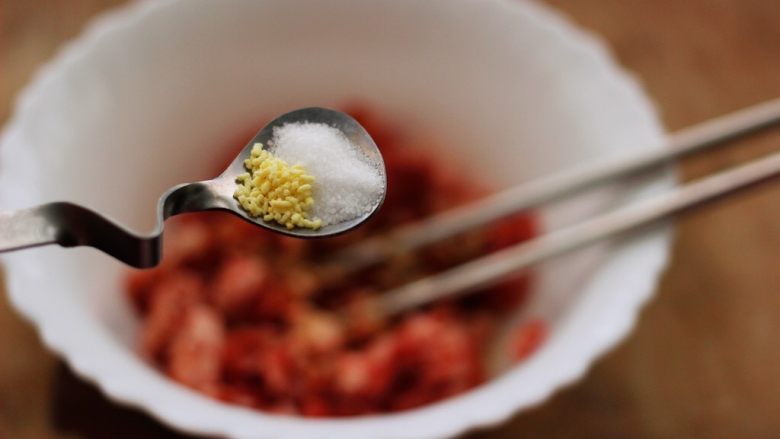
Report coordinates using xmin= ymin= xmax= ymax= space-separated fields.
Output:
xmin=0 ymin=0 xmax=672 ymax=438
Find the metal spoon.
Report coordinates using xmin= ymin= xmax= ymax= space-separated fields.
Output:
xmin=0 ymin=107 xmax=387 ymax=268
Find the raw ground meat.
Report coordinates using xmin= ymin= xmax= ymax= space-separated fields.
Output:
xmin=126 ymin=105 xmax=545 ymax=417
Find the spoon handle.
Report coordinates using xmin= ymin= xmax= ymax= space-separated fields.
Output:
xmin=0 ymin=181 xmax=227 ymax=268
xmin=0 ymin=202 xmax=161 ymax=267
xmin=0 ymin=205 xmax=60 ymax=251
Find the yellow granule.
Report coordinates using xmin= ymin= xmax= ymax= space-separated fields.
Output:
xmin=234 ymin=143 xmax=322 ymax=230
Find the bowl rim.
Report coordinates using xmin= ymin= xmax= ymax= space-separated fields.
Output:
xmin=0 ymin=0 xmax=673 ymax=438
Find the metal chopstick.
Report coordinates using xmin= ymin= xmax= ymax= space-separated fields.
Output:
xmin=334 ymin=97 xmax=780 ymax=270
xmin=376 ymin=148 xmax=780 ymax=316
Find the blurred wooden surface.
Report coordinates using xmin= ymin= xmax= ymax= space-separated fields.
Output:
xmin=2 ymin=1 xmax=780 ymax=438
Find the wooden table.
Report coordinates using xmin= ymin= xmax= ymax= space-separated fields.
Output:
xmin=2 ymin=1 xmax=780 ymax=437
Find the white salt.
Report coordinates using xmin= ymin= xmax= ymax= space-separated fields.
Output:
xmin=269 ymin=122 xmax=384 ymax=226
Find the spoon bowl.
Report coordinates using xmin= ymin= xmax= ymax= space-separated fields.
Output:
xmin=209 ymin=107 xmax=387 ymax=238
xmin=0 ymin=107 xmax=386 ymax=266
